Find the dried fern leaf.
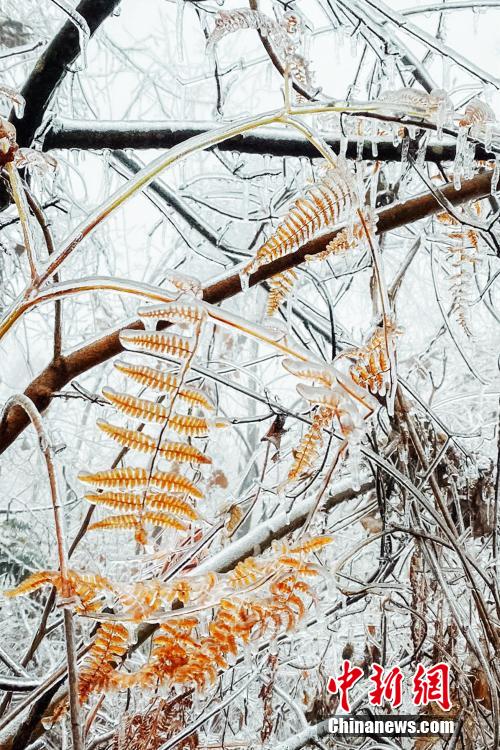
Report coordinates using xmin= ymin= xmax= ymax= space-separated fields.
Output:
xmin=228 ymin=557 xmax=265 ymax=589
xmin=138 ymin=301 xmax=205 ymax=326
xmin=287 ymin=406 xmax=332 ymax=482
xmin=266 ymin=269 xmax=298 ymax=316
xmin=79 ymin=622 xmax=129 ymax=703
xmin=85 ymin=491 xmax=198 ymax=519
xmin=113 ymin=360 xmax=215 ymax=411
xmin=288 ymin=535 xmax=333 ymax=554
xmin=97 ymin=421 xmax=211 ymax=464
xmin=5 ymin=570 xmax=60 ymax=597
xmin=244 ymin=166 xmax=357 ymax=276
xmin=307 ymin=224 xmax=363 ymax=262
xmin=78 ymin=467 xmax=203 ymax=498
xmin=379 ymin=87 xmax=453 ymax=123
xmin=89 ymin=511 xmax=188 ymax=535
xmin=102 ymin=387 xmax=169 ymax=423
xmin=169 ymin=413 xmax=229 ymax=437
xmin=119 ymin=330 xmax=193 ymax=359
xmin=459 ymin=97 xmax=495 ymax=127
xmin=282 ymin=358 xmax=336 ymax=387
xmin=347 ymin=324 xmax=401 ymax=397
xmin=207 ymin=8 xmax=284 ymax=52
xmin=5 ymin=570 xmax=110 ymax=614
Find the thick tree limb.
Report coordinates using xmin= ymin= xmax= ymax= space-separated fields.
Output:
xmin=42 ymin=117 xmax=496 ymax=162
xmin=9 ymin=0 xmax=121 ymax=148
xmin=0 ymin=169 xmax=496 ymax=454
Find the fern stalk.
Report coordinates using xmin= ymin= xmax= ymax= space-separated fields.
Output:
xmin=0 ymin=395 xmax=83 ymax=750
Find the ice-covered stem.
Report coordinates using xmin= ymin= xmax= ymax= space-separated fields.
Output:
xmin=4 ymin=162 xmax=38 ymax=282
xmin=0 ymin=167 xmax=497 ymax=456
xmin=0 ymin=395 xmax=83 ymax=750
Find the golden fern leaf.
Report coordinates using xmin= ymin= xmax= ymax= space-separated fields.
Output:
xmin=97 ymin=421 xmax=212 ymax=464
xmin=102 ymin=388 xmax=169 ymax=423
xmin=266 ymin=269 xmax=298 ymax=316
xmin=282 ymin=358 xmax=336 ymax=387
xmin=78 ymin=467 xmax=203 ymax=498
xmin=85 ymin=492 xmax=198 ymax=519
xmin=228 ymin=557 xmax=265 ymax=589
xmin=138 ymin=301 xmax=205 ymax=326
xmin=287 ymin=406 xmax=332 ymax=482
xmin=169 ymin=413 xmax=229 ymax=437
xmin=114 ymin=361 xmax=215 ymax=412
xmin=306 ymin=223 xmax=363 ymax=262
xmin=119 ymin=330 xmax=193 ymax=359
xmin=288 ymin=535 xmax=333 ymax=554
xmin=89 ymin=511 xmax=188 ymax=535
xmin=5 ymin=570 xmax=110 ymax=614
xmin=79 ymin=622 xmax=129 ymax=703
xmin=244 ymin=165 xmax=357 ymax=275
xmin=348 ymin=325 xmax=401 ymax=397
xmin=4 ymin=570 xmax=60 ymax=597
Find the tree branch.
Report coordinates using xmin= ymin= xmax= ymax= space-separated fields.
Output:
xmin=9 ymin=0 xmax=121 ymax=148
xmin=42 ymin=117 xmax=496 ymax=162
xmin=0 ymin=168 xmax=496 ymax=454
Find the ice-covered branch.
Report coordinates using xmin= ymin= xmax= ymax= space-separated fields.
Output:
xmin=0 ymin=167 xmax=496 ymax=455
xmin=42 ymin=117 xmax=497 ymax=162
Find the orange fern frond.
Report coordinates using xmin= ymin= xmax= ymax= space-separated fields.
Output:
xmin=119 ymin=330 xmax=193 ymax=359
xmin=114 ymin=361 xmax=215 ymax=412
xmin=102 ymin=388 xmax=169 ymax=423
xmin=243 ymin=165 xmax=357 ymax=276
xmin=228 ymin=557 xmax=267 ymax=589
xmin=89 ymin=511 xmax=188 ymax=535
xmin=348 ymin=325 xmax=401 ymax=397
xmin=85 ymin=492 xmax=198 ymax=522
xmin=4 ymin=570 xmax=60 ymax=597
xmin=169 ymin=413 xmax=229 ymax=437
xmin=282 ymin=358 xmax=336 ymax=387
xmin=288 ymin=535 xmax=333 ymax=554
xmin=306 ymin=224 xmax=363 ymax=263
xmin=138 ymin=301 xmax=205 ymax=326
xmin=287 ymin=406 xmax=332 ymax=482
xmin=97 ymin=421 xmax=212 ymax=464
xmin=78 ymin=467 xmax=203 ymax=498
xmin=79 ymin=622 xmax=129 ymax=703
xmin=4 ymin=570 xmax=110 ymax=614
xmin=266 ymin=269 xmax=298 ymax=316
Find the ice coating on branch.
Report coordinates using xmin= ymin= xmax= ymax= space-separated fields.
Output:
xmin=49 ymin=0 xmax=90 ymax=69
xmin=455 ymin=98 xmax=497 ymax=190
xmin=206 ymin=9 xmax=288 ymax=53
xmin=138 ymin=301 xmax=206 ymax=328
xmin=14 ymin=148 xmax=57 ymax=173
xmin=379 ymin=87 xmax=454 ymax=134
xmin=0 ymin=84 xmax=25 ymax=119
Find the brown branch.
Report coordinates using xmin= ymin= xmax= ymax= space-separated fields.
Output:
xmin=0 ymin=168 xmax=496 ymax=455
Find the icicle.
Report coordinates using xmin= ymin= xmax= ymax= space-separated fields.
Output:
xmin=176 ymin=0 xmax=186 ymax=62
xmin=400 ymin=136 xmax=409 ymax=179
xmin=492 ymin=156 xmax=500 ymax=195
xmin=340 ymin=133 xmax=348 ymax=158
xmin=0 ymin=85 xmax=25 ymax=119
xmin=239 ymin=269 xmax=250 ymax=292
xmin=49 ymin=0 xmax=90 ymax=70
xmin=453 ymin=126 xmax=468 ymax=190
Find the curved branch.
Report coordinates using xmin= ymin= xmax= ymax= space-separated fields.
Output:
xmin=0 ymin=168 xmax=496 ymax=454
